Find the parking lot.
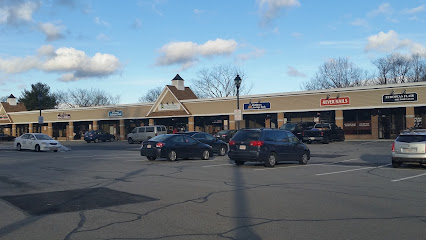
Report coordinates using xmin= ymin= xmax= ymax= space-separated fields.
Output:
xmin=0 ymin=140 xmax=425 ymax=240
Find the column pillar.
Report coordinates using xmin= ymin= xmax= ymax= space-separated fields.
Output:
xmin=12 ymin=124 xmax=16 ymax=137
xmin=93 ymin=120 xmax=98 ymax=130
xmin=265 ymin=118 xmax=271 ymax=128
xmin=229 ymin=114 xmax=236 ymax=130
xmin=277 ymin=112 xmax=285 ymax=128
xmin=68 ymin=122 xmax=74 ymax=140
xmin=47 ymin=122 xmax=53 ymax=137
xmin=371 ymin=114 xmax=379 ymax=139
xmin=29 ymin=123 xmax=33 ymax=133
xmin=120 ymin=119 xmax=125 ymax=141
xmin=406 ymin=107 xmax=415 ymax=129
xmin=149 ymin=119 xmax=154 ymax=126
xmin=335 ymin=110 xmax=343 ymax=128
xmin=188 ymin=116 xmax=194 ymax=132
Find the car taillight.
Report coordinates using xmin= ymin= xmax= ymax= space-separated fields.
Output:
xmin=302 ymin=131 xmax=304 ymax=136
xmin=392 ymin=142 xmax=395 ymax=152
xmin=156 ymin=142 xmax=165 ymax=148
xmin=250 ymin=141 xmax=264 ymax=146
xmin=229 ymin=140 xmax=236 ymax=145
xmin=222 ymin=134 xmax=227 ymax=137
xmin=155 ymin=133 xmax=158 ymax=136
xmin=321 ymin=132 xmax=324 ymax=136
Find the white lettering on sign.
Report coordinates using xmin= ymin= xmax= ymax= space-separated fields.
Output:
xmin=320 ymin=97 xmax=350 ymax=107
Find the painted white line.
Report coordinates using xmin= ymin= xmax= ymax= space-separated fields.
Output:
xmin=126 ymin=160 xmax=147 ymax=162
xmin=254 ymin=165 xmax=307 ymax=171
xmin=391 ymin=173 xmax=426 ymax=182
xmin=187 ymin=159 xmax=217 ymax=163
xmin=202 ymin=163 xmax=234 ymax=168
xmin=334 ymin=158 xmax=359 ymax=163
xmin=316 ymin=164 xmax=390 ymax=176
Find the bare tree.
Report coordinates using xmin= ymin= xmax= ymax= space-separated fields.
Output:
xmin=301 ymin=58 xmax=368 ymax=90
xmin=138 ymin=87 xmax=163 ymax=102
xmin=55 ymin=88 xmax=120 ymax=108
xmin=410 ymin=54 xmax=426 ymax=82
xmin=190 ymin=64 xmax=252 ymax=98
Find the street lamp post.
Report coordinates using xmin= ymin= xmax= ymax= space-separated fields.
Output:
xmin=38 ymin=93 xmax=42 ymax=133
xmin=234 ymin=75 xmax=242 ymax=130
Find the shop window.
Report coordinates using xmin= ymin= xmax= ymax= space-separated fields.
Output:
xmin=343 ymin=110 xmax=371 ymax=135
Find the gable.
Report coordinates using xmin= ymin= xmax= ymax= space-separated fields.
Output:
xmin=146 ymin=87 xmax=191 ymax=117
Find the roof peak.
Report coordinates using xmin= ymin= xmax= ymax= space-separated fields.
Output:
xmin=172 ymin=74 xmax=184 ymax=81
xmin=8 ymin=94 xmax=15 ymax=98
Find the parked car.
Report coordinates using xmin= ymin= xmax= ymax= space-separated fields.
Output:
xmin=84 ymin=130 xmax=115 ymax=143
xmin=177 ymin=131 xmax=228 ymax=156
xmin=215 ymin=130 xmax=237 ymax=143
xmin=0 ymin=133 xmax=15 ymax=141
xmin=140 ymin=134 xmax=213 ymax=161
xmin=279 ymin=122 xmax=316 ymax=140
xmin=14 ymin=133 xmax=61 ymax=152
xmin=228 ymin=128 xmax=310 ymax=167
xmin=302 ymin=123 xmax=345 ymax=144
xmin=127 ymin=125 xmax=167 ymax=144
xmin=392 ymin=129 xmax=426 ymax=168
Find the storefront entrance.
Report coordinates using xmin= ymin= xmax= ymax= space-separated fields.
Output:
xmin=378 ymin=108 xmax=405 ymax=139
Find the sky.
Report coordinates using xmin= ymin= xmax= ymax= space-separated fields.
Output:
xmin=1 ymin=0 xmax=426 ymax=104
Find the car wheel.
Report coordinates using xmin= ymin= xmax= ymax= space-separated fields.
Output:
xmin=168 ymin=150 xmax=177 ymax=161
xmin=299 ymin=152 xmax=309 ymax=165
xmin=147 ymin=156 xmax=156 ymax=161
xmin=128 ymin=138 xmax=134 ymax=144
xmin=323 ymin=137 xmax=329 ymax=144
xmin=110 ymin=137 xmax=115 ymax=142
xmin=218 ymin=145 xmax=227 ymax=156
xmin=201 ymin=149 xmax=210 ymax=160
xmin=392 ymin=161 xmax=402 ymax=168
xmin=86 ymin=140 xmax=91 ymax=143
xmin=307 ymin=140 xmax=312 ymax=144
xmin=94 ymin=138 xmax=99 ymax=143
xmin=35 ymin=144 xmax=40 ymax=152
xmin=235 ymin=160 xmax=244 ymax=166
xmin=54 ymin=150 xmax=58 ymax=152
xmin=16 ymin=143 xmax=22 ymax=151
xmin=264 ymin=152 xmax=276 ymax=168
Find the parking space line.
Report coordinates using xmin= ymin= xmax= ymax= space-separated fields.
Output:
xmin=254 ymin=165 xmax=306 ymax=171
xmin=316 ymin=164 xmax=391 ymax=176
xmin=333 ymin=158 xmax=359 ymax=163
xmin=202 ymin=164 xmax=234 ymax=168
xmin=391 ymin=173 xmax=426 ymax=182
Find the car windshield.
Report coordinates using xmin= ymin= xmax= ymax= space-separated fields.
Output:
xmin=396 ymin=135 xmax=426 ymax=143
xmin=232 ymin=130 xmax=261 ymax=141
xmin=85 ymin=131 xmax=95 ymax=135
xmin=35 ymin=134 xmax=53 ymax=140
xmin=217 ymin=130 xmax=228 ymax=135
xmin=280 ymin=124 xmax=296 ymax=131
xmin=149 ymin=134 xmax=171 ymax=141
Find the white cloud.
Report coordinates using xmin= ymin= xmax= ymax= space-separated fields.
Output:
xmin=39 ymin=22 xmax=65 ymax=41
xmin=287 ymin=66 xmax=306 ymax=78
xmin=365 ymin=30 xmax=426 ymax=56
xmin=0 ymin=46 xmax=121 ymax=81
xmin=402 ymin=5 xmax=425 ymax=14
xmin=258 ymin=0 xmax=300 ymax=24
xmin=368 ymin=3 xmax=392 ymax=17
xmin=94 ymin=17 xmax=109 ymax=26
xmin=156 ymin=39 xmax=238 ymax=68
xmin=96 ymin=33 xmax=110 ymax=41
xmin=0 ymin=1 xmax=39 ymax=24
xmin=351 ymin=18 xmax=369 ymax=28
xmin=237 ymin=48 xmax=265 ymax=62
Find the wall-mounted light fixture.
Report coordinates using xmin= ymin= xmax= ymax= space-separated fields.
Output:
xmin=390 ymin=90 xmax=395 ymax=96
xmin=336 ymin=93 xmax=340 ymax=99
xmin=402 ymin=89 xmax=406 ymax=94
xmin=326 ymin=94 xmax=330 ymax=99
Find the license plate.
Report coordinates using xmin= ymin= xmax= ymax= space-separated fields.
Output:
xmin=309 ymin=137 xmax=315 ymax=140
xmin=402 ymin=148 xmax=416 ymax=153
xmin=146 ymin=145 xmax=151 ymax=149
xmin=239 ymin=145 xmax=246 ymax=150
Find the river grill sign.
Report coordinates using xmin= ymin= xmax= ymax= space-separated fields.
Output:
xmin=382 ymin=93 xmax=417 ymax=103
xmin=320 ymin=97 xmax=350 ymax=107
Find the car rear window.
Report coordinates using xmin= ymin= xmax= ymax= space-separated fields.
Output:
xmin=396 ymin=135 xmax=426 ymax=143
xmin=149 ymin=134 xmax=171 ymax=141
xmin=280 ymin=124 xmax=296 ymax=131
xmin=217 ymin=130 xmax=228 ymax=135
xmin=232 ymin=130 xmax=261 ymax=141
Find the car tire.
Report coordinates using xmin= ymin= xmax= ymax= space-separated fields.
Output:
xmin=147 ymin=156 xmax=156 ymax=161
xmin=235 ymin=160 xmax=244 ymax=166
xmin=168 ymin=150 xmax=177 ymax=161
xmin=110 ymin=137 xmax=115 ymax=142
xmin=17 ymin=143 xmax=22 ymax=151
xmin=35 ymin=144 xmax=40 ymax=152
xmin=299 ymin=152 xmax=309 ymax=165
xmin=264 ymin=152 xmax=276 ymax=168
xmin=128 ymin=138 xmax=134 ymax=144
xmin=54 ymin=150 xmax=58 ymax=152
xmin=307 ymin=140 xmax=312 ymax=144
xmin=218 ymin=145 xmax=227 ymax=156
xmin=323 ymin=137 xmax=329 ymax=144
xmin=201 ymin=149 xmax=210 ymax=160
xmin=94 ymin=138 xmax=99 ymax=143
xmin=392 ymin=161 xmax=402 ymax=168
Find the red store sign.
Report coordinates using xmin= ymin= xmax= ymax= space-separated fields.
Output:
xmin=320 ymin=97 xmax=350 ymax=107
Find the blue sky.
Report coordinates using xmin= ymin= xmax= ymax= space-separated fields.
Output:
xmin=1 ymin=0 xmax=426 ymax=104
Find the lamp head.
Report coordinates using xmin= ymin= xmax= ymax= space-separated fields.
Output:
xmin=234 ymin=75 xmax=242 ymax=89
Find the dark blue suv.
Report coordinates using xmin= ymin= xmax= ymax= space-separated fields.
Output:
xmin=228 ymin=128 xmax=310 ymax=167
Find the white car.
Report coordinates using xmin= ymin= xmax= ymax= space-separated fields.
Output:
xmin=392 ymin=129 xmax=426 ymax=168
xmin=14 ymin=133 xmax=61 ymax=152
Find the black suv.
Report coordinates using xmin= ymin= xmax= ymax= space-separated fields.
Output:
xmin=279 ymin=122 xmax=316 ymax=140
xmin=215 ymin=130 xmax=237 ymax=143
xmin=84 ymin=130 xmax=115 ymax=143
xmin=228 ymin=128 xmax=310 ymax=167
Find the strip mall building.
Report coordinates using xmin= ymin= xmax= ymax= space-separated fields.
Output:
xmin=1 ymin=74 xmax=425 ymax=141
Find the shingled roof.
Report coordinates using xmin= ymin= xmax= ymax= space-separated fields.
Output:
xmin=166 ymin=85 xmax=198 ymax=100
xmin=1 ymin=102 xmax=27 ymax=113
